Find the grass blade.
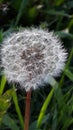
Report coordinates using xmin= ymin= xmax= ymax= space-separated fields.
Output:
xmin=12 ymin=85 xmax=24 ymax=129
xmin=64 ymin=69 xmax=73 ymax=81
xmin=0 ymin=76 xmax=6 ymax=95
xmin=59 ymin=48 xmax=73 ymax=87
xmin=37 ymin=88 xmax=54 ymax=128
xmin=15 ymin=0 xmax=29 ymax=26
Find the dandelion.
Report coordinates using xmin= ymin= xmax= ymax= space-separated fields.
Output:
xmin=1 ymin=27 xmax=67 ymax=130
xmin=1 ymin=28 xmax=67 ymax=90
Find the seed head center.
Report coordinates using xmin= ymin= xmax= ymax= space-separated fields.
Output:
xmin=20 ymin=46 xmax=44 ymax=79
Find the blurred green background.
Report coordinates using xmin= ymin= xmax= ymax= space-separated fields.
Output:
xmin=0 ymin=0 xmax=73 ymax=130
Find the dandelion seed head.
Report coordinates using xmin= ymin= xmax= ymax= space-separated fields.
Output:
xmin=1 ymin=28 xmax=67 ymax=91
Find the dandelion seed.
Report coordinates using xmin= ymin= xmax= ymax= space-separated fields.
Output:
xmin=1 ymin=28 xmax=67 ymax=91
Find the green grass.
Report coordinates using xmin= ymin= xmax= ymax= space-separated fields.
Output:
xmin=0 ymin=0 xmax=73 ymax=130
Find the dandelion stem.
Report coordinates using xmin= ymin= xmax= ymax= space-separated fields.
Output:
xmin=24 ymin=89 xmax=31 ymax=130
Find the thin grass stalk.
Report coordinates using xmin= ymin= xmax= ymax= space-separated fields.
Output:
xmin=0 ymin=76 xmax=6 ymax=95
xmin=59 ymin=48 xmax=73 ymax=88
xmin=12 ymin=85 xmax=24 ymax=129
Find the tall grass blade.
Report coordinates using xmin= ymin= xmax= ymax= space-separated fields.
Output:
xmin=64 ymin=69 xmax=73 ymax=81
xmin=15 ymin=0 xmax=29 ymax=26
xmin=0 ymin=76 xmax=6 ymax=95
xmin=37 ymin=76 xmax=58 ymax=128
xmin=12 ymin=85 xmax=24 ymax=129
xmin=37 ymin=88 xmax=54 ymax=128
xmin=59 ymin=48 xmax=73 ymax=87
